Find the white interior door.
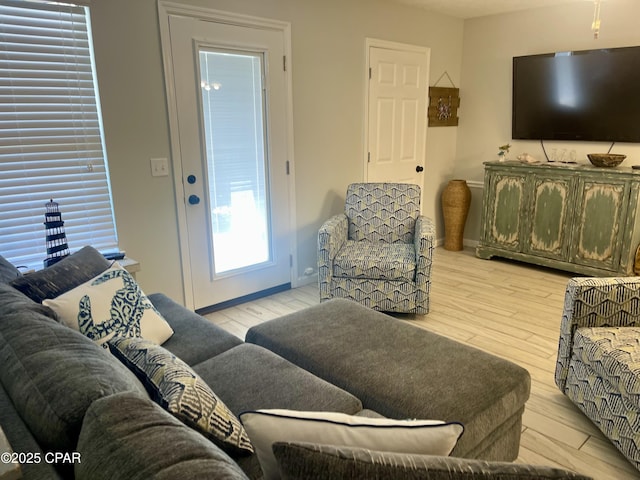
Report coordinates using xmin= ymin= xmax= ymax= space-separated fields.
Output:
xmin=366 ymin=42 xmax=430 ymax=185
xmin=164 ymin=13 xmax=292 ymax=310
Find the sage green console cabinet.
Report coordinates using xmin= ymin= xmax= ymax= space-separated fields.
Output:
xmin=477 ymin=161 xmax=640 ymax=276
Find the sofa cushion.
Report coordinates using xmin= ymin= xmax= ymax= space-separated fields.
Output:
xmin=10 ymin=245 xmax=111 ymax=302
xmin=0 ymin=310 xmax=145 ymax=452
xmin=0 ymin=382 xmax=62 ymax=480
xmin=192 ymin=343 xmax=363 ymax=416
xmin=573 ymin=326 xmax=640 ymax=410
xmin=76 ymin=392 xmax=250 ymax=480
xmin=148 ymin=293 xmax=243 ymax=366
xmin=272 ymin=442 xmax=594 ymax=480
xmin=43 ymin=264 xmax=173 ymax=346
xmin=240 ymin=410 xmax=463 ymax=480
xmin=333 ymin=241 xmax=416 ymax=281
xmin=107 ymin=336 xmax=253 ymax=455
xmin=0 ymin=282 xmax=57 ymax=321
xmin=0 ymin=254 xmax=21 ymax=283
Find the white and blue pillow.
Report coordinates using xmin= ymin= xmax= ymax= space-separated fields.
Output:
xmin=43 ymin=263 xmax=173 ymax=346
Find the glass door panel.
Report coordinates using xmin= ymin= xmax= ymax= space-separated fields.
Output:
xmin=198 ymin=49 xmax=270 ymax=275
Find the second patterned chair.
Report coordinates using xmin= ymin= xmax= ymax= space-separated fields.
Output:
xmin=318 ymin=183 xmax=434 ymax=314
xmin=555 ymin=277 xmax=640 ymax=471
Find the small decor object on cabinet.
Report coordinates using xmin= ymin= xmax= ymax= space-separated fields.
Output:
xmin=517 ymin=153 xmax=538 ymax=164
xmin=442 ymin=179 xmax=471 ymax=251
xmin=587 ymin=153 xmax=626 ymax=168
xmin=44 ymin=199 xmax=70 ymax=267
xmin=497 ymin=144 xmax=511 ymax=162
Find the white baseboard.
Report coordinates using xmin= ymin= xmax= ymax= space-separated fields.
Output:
xmin=293 ymin=272 xmax=318 ymax=288
xmin=435 ymin=237 xmax=479 ymax=249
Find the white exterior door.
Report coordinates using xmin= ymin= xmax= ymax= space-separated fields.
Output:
xmin=366 ymin=42 xmax=430 ymax=185
xmin=161 ymin=11 xmax=293 ymax=310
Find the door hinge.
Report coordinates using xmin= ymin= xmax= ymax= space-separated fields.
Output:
xmin=283 ymin=55 xmax=287 ymax=72
xmin=369 ymin=67 xmax=372 ymax=79
xmin=286 ymin=160 xmax=290 ymax=175
xmin=367 ymin=152 xmax=371 ymax=163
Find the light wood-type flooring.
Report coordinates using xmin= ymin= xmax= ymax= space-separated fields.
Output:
xmin=204 ymin=247 xmax=639 ymax=480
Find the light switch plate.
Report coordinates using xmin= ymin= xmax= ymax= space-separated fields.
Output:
xmin=150 ymin=158 xmax=169 ymax=177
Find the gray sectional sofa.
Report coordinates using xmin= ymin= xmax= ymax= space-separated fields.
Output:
xmin=0 ymin=247 xmax=590 ymax=479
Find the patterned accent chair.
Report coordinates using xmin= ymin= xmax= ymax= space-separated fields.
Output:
xmin=555 ymin=277 xmax=640 ymax=471
xmin=318 ymin=183 xmax=434 ymax=314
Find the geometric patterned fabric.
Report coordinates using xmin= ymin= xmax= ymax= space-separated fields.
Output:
xmin=333 ymin=241 xmax=416 ymax=282
xmin=107 ymin=336 xmax=254 ymax=455
xmin=43 ymin=264 xmax=173 ymax=347
xmin=574 ymin=327 xmax=640 ymax=410
xmin=318 ymin=183 xmax=434 ymax=314
xmin=346 ymin=183 xmax=420 ymax=243
xmin=554 ymin=277 xmax=640 ymax=471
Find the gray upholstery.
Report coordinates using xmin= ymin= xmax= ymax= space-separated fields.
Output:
xmin=0 ymin=306 xmax=145 ymax=452
xmin=246 ymin=298 xmax=531 ymax=461
xmin=0 ymin=382 xmax=61 ymax=480
xmin=193 ymin=343 xmax=363 ymax=416
xmin=149 ymin=292 xmax=243 ymax=365
xmin=0 ymin=254 xmax=22 ymax=283
xmin=75 ymin=392 xmax=250 ymax=480
xmin=0 ymin=249 xmax=548 ymax=479
xmin=9 ymin=245 xmax=110 ymax=302
xmin=0 ymin=282 xmax=57 ymax=320
xmin=272 ymin=442 xmax=593 ymax=480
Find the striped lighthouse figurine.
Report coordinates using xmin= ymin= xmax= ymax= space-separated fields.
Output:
xmin=44 ymin=199 xmax=70 ymax=267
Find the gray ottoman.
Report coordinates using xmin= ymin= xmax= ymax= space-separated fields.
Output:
xmin=245 ymin=298 xmax=531 ymax=461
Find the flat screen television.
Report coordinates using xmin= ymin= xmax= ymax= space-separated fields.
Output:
xmin=512 ymin=45 xmax=640 ymax=143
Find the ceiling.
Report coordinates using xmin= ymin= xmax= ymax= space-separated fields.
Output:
xmin=392 ymin=0 xmax=588 ymax=19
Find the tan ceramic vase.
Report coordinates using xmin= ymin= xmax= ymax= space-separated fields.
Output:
xmin=442 ymin=179 xmax=471 ymax=251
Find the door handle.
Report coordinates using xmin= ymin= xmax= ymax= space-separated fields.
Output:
xmin=188 ymin=194 xmax=200 ymax=205
xmin=416 ymin=165 xmax=424 ymax=172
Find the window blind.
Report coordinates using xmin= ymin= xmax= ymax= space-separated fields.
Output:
xmin=0 ymin=0 xmax=118 ymax=270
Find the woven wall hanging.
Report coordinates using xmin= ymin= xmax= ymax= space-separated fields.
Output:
xmin=428 ymin=71 xmax=460 ymax=127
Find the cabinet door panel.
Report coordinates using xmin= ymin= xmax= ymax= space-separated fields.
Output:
xmin=486 ymin=173 xmax=526 ymax=251
xmin=571 ymin=180 xmax=628 ymax=270
xmin=526 ymin=175 xmax=572 ymax=260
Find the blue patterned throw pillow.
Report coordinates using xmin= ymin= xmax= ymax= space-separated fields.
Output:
xmin=108 ymin=336 xmax=254 ymax=455
xmin=43 ymin=264 xmax=173 ymax=346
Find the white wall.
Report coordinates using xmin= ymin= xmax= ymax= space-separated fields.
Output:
xmin=457 ymin=0 xmax=640 ymax=243
xmin=88 ymin=0 xmax=463 ymax=303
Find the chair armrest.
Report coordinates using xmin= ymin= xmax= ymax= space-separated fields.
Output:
xmin=555 ymin=277 xmax=640 ymax=391
xmin=318 ymin=214 xmax=348 ymax=300
xmin=414 ymin=216 xmax=435 ymax=278
xmin=414 ymin=215 xmax=435 ymax=258
xmin=413 ymin=216 xmax=435 ymax=314
xmin=318 ymin=214 xmax=348 ymax=262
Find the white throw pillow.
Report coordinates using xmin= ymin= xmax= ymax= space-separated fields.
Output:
xmin=44 ymin=263 xmax=173 ymax=346
xmin=239 ymin=409 xmax=464 ymax=480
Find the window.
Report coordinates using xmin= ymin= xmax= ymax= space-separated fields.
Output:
xmin=0 ymin=0 xmax=118 ymax=270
